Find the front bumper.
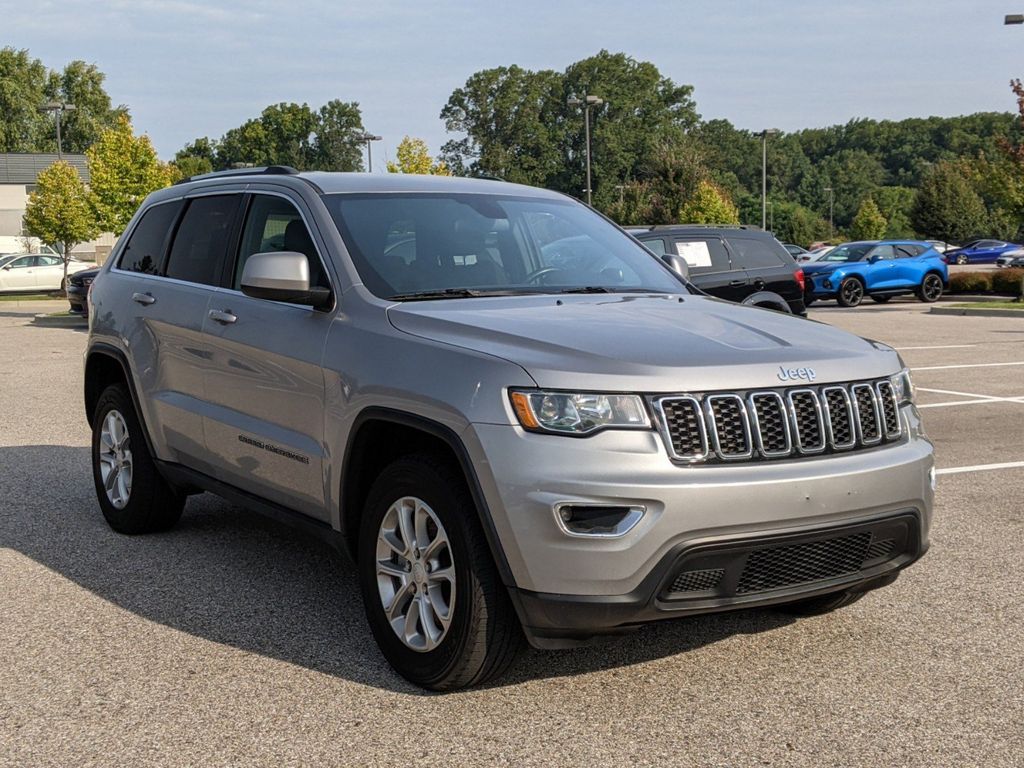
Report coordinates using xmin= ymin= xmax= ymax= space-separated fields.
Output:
xmin=464 ymin=405 xmax=933 ymax=645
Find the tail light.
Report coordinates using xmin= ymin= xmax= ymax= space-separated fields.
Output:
xmin=794 ymin=268 xmax=805 ymax=292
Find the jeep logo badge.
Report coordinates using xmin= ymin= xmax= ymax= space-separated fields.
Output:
xmin=777 ymin=366 xmax=817 ymax=382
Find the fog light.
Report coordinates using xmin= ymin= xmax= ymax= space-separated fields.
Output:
xmin=554 ymin=504 xmax=645 ymax=537
xmin=823 ymin=279 xmax=832 ymax=289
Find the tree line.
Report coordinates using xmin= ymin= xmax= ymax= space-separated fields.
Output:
xmin=6 ymin=46 xmax=1024 ymax=249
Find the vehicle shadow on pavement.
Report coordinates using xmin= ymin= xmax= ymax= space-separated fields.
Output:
xmin=0 ymin=445 xmax=794 ymax=694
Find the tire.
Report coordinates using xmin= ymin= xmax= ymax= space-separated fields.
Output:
xmin=916 ymin=272 xmax=944 ymax=303
xmin=836 ymin=277 xmax=865 ymax=308
xmin=870 ymin=295 xmax=892 ymax=304
xmin=956 ymin=254 xmax=968 ymax=265
xmin=91 ymin=384 xmax=184 ymax=534
xmin=774 ymin=589 xmax=865 ymax=616
xmin=358 ymin=454 xmax=522 ymax=690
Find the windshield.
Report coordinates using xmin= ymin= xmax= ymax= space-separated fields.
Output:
xmin=0 ymin=254 xmax=21 ymax=268
xmin=324 ymin=193 xmax=685 ymax=299
xmin=820 ymin=243 xmax=874 ymax=263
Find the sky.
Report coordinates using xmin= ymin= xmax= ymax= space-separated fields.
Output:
xmin=3 ymin=0 xmax=1023 ymax=165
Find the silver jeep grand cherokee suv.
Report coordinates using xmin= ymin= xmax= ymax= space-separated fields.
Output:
xmin=84 ymin=167 xmax=932 ymax=690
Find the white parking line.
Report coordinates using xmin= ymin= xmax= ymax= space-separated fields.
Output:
xmin=936 ymin=461 xmax=1024 ymax=476
xmin=915 ymin=386 xmax=1024 ymax=409
xmin=917 ymin=387 xmax=1000 ymax=400
xmin=912 ymin=361 xmax=1024 ymax=371
xmin=896 ymin=344 xmax=978 ymax=350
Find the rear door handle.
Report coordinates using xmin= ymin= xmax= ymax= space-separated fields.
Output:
xmin=729 ymin=279 xmax=746 ymax=286
xmin=208 ymin=309 xmax=237 ymax=325
xmin=132 ymin=292 xmax=156 ymax=306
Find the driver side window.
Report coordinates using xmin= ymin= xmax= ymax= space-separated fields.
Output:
xmin=870 ymin=245 xmax=896 ymax=261
xmin=235 ymin=195 xmax=329 ymax=291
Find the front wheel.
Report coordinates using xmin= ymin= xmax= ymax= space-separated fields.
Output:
xmin=836 ymin=277 xmax=865 ymax=308
xmin=358 ymin=454 xmax=522 ymax=690
xmin=956 ymin=254 xmax=968 ymax=265
xmin=917 ymin=273 xmax=944 ymax=303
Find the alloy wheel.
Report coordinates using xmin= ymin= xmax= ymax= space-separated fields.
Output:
xmin=375 ymin=496 xmax=456 ymax=652
xmin=841 ymin=279 xmax=863 ymax=306
xmin=957 ymin=254 xmax=968 ymax=265
xmin=922 ymin=274 xmax=943 ymax=301
xmin=98 ymin=409 xmax=133 ymax=509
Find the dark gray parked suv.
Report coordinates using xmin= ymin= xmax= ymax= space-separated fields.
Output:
xmin=84 ymin=167 xmax=933 ymax=690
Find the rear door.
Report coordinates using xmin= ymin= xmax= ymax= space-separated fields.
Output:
xmin=726 ymin=235 xmax=799 ymax=304
xmin=865 ymin=244 xmax=898 ymax=289
xmin=671 ymin=235 xmax=747 ymax=301
xmin=34 ymin=255 xmax=65 ymax=290
xmin=109 ymin=194 xmax=242 ymax=469
xmin=893 ymin=243 xmax=925 ymax=286
xmin=200 ymin=192 xmax=335 ymax=520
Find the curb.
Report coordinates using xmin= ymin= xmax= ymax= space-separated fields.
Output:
xmin=930 ymin=306 xmax=1024 ymax=318
xmin=31 ymin=313 xmax=88 ymax=328
xmin=940 ymin=294 xmax=1021 ymax=303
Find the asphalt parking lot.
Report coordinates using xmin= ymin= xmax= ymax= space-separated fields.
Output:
xmin=1 ymin=298 xmax=1022 ymax=767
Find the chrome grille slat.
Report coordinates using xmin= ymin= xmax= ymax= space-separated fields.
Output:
xmin=821 ymin=385 xmax=857 ymax=450
xmin=654 ymin=377 xmax=903 ymax=465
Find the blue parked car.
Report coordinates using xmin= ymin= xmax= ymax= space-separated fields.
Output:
xmin=802 ymin=241 xmax=948 ymax=307
xmin=943 ymin=239 xmax=1021 ymax=265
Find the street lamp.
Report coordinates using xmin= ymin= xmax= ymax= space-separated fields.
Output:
xmin=760 ymin=129 xmax=779 ymax=230
xmin=567 ymin=94 xmax=605 ymax=206
xmin=1005 ymin=14 xmax=1024 ymax=24
xmin=824 ymin=186 xmax=835 ymax=239
xmin=37 ymin=101 xmax=76 ymax=160
xmin=354 ymin=131 xmax=382 ymax=173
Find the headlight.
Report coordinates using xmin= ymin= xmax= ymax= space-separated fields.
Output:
xmin=890 ymin=367 xmax=914 ymax=405
xmin=509 ymin=390 xmax=650 ymax=435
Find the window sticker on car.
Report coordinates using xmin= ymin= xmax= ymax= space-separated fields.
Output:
xmin=675 ymin=240 xmax=713 ymax=267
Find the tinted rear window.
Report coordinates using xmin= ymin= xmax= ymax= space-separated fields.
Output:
xmin=165 ymin=195 xmax=240 ymax=286
xmin=119 ymin=201 xmax=182 ymax=275
xmin=729 ymin=237 xmax=790 ymax=269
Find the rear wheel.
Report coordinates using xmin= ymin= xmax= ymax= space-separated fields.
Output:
xmin=917 ymin=273 xmax=944 ymax=303
xmin=956 ymin=254 xmax=968 ymax=265
xmin=91 ymin=384 xmax=184 ymax=534
xmin=358 ymin=454 xmax=522 ymax=690
xmin=836 ymin=277 xmax=864 ymax=308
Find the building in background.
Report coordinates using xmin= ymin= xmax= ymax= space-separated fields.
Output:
xmin=0 ymin=153 xmax=116 ymax=261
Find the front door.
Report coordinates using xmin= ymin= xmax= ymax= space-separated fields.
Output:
xmin=201 ymin=193 xmax=334 ymax=520
xmin=1 ymin=256 xmax=38 ymax=290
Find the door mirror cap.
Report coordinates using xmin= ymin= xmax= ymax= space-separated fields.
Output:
xmin=660 ymin=253 xmax=690 ymax=281
xmin=239 ymin=251 xmax=331 ymax=309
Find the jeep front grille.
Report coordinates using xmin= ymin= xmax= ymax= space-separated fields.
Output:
xmin=654 ymin=378 xmax=902 ymax=463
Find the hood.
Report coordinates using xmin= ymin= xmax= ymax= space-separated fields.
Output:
xmin=387 ymin=294 xmax=900 ymax=392
xmin=800 ymin=261 xmax=849 ymax=275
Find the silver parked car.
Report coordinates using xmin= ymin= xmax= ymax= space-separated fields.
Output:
xmin=84 ymin=168 xmax=933 ymax=690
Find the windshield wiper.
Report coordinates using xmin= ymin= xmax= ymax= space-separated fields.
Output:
xmin=554 ymin=286 xmax=664 ymax=295
xmin=387 ymin=287 xmax=543 ymax=301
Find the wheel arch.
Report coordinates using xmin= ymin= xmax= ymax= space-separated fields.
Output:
xmin=84 ymin=343 xmax=159 ymax=459
xmin=741 ymin=291 xmax=792 ymax=313
xmin=339 ymin=407 xmax=516 ymax=586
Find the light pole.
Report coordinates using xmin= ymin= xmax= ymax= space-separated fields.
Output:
xmin=768 ymin=200 xmax=774 ymax=233
xmin=568 ymin=94 xmax=605 ymax=206
xmin=824 ymin=186 xmax=835 ymax=239
xmin=760 ymin=129 xmax=779 ymax=230
xmin=38 ymin=101 xmax=76 ymax=160
xmin=354 ymin=131 xmax=382 ymax=172
xmin=1005 ymin=14 xmax=1024 ymax=24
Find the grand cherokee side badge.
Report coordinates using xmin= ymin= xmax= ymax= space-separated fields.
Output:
xmin=777 ymin=366 xmax=817 ymax=382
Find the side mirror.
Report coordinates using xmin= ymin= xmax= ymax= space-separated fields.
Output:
xmin=660 ymin=253 xmax=691 ymax=281
xmin=867 ymin=254 xmax=882 ymax=264
xmin=240 ymin=251 xmax=331 ymax=309
xmin=1 ymin=265 xmax=9 ymax=271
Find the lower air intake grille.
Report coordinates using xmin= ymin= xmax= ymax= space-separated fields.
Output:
xmin=669 ymin=568 xmax=725 ymax=593
xmin=735 ymin=532 xmax=872 ymax=593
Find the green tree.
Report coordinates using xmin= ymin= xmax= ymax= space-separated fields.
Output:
xmin=678 ymin=180 xmax=738 ymax=224
xmin=22 ymin=161 xmax=99 ymax=294
xmin=43 ymin=59 xmax=128 ymax=153
xmin=912 ymin=161 xmax=989 ymax=243
xmin=872 ymin=186 xmax=916 ymax=238
xmin=0 ymin=47 xmax=49 ymax=152
xmin=849 ymin=197 xmax=888 ymax=240
xmin=314 ymin=99 xmax=366 ymax=171
xmin=387 ymin=136 xmax=451 ymax=175
xmin=86 ymin=115 xmax=173 ymax=235
xmin=771 ymin=201 xmax=829 ymax=246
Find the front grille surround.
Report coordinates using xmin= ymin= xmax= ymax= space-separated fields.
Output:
xmin=653 ymin=377 xmax=903 ymax=464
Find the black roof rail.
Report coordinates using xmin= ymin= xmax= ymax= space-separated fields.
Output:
xmin=644 ymin=223 xmax=762 ymax=231
xmin=174 ymin=165 xmax=300 ymax=186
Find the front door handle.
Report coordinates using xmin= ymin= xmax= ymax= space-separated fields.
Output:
xmin=729 ymin=279 xmax=746 ymax=286
xmin=208 ymin=309 xmax=237 ymax=325
xmin=132 ymin=292 xmax=156 ymax=306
